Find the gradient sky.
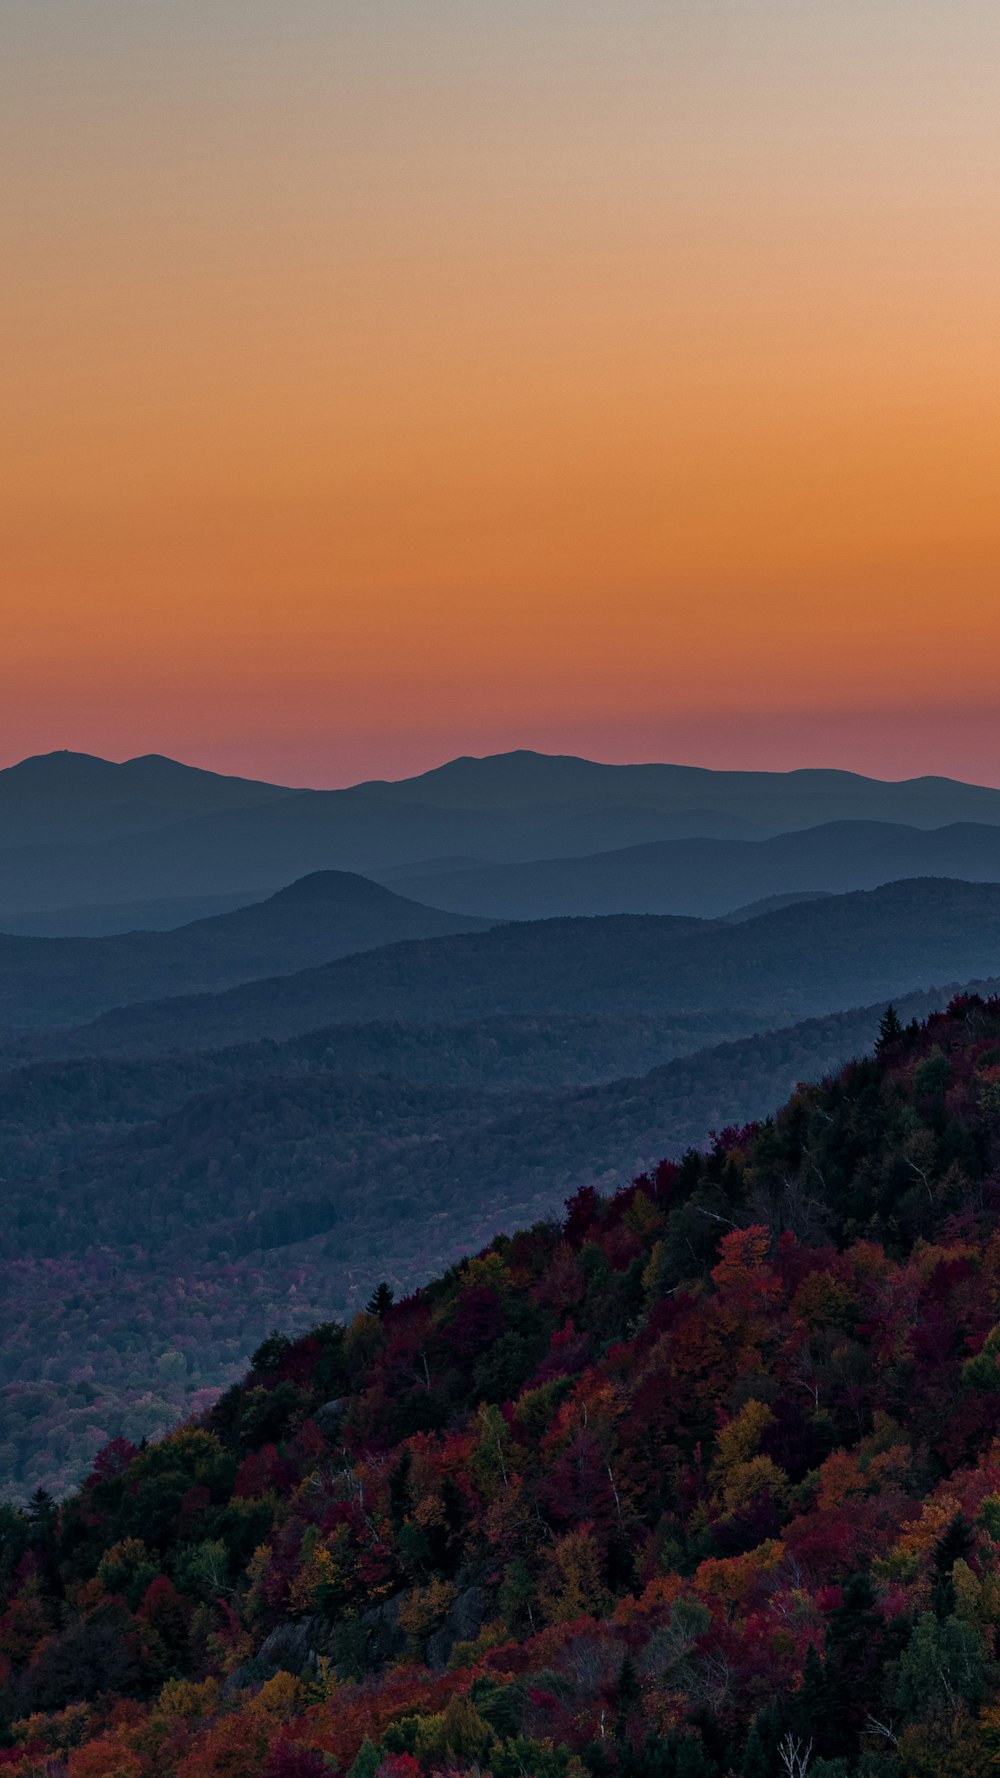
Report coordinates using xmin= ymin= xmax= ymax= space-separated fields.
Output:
xmin=3 ymin=1 xmax=999 ymax=786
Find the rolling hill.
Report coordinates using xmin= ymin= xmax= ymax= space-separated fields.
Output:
xmin=0 ymin=749 xmax=286 ymax=849
xmin=13 ymin=875 xmax=1000 ymax=1061
xmin=357 ymin=747 xmax=1000 ymax=830
xmin=0 ymin=872 xmax=489 ymax=1030
xmin=0 ymin=1008 xmax=754 ymax=1182
xmin=390 ymin=818 xmax=1000 ymax=918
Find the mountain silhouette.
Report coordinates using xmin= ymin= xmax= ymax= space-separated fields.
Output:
xmin=5 ymin=748 xmax=1000 ymax=917
xmin=0 ymin=749 xmax=286 ymax=849
xmin=13 ymin=874 xmax=1000 ymax=1061
xmin=389 ymin=818 xmax=1000 ymax=917
xmin=0 ymin=870 xmax=488 ymax=1029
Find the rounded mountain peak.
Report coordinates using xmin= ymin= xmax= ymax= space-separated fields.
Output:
xmin=266 ymin=870 xmax=400 ymax=906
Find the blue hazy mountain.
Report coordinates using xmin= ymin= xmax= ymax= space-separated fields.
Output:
xmin=4 ymin=748 xmax=1000 ymax=916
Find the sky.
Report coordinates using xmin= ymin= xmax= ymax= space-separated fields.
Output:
xmin=2 ymin=0 xmax=999 ymax=788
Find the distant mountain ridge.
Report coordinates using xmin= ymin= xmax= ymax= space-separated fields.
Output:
xmin=5 ymin=746 xmax=1000 ymax=917
xmin=353 ymin=748 xmax=1000 ymax=819
xmin=11 ymin=874 xmax=1000 ymax=1062
xmin=0 ymin=749 xmax=286 ymax=849
xmin=0 ymin=870 xmax=488 ymax=1030
xmin=389 ymin=816 xmax=1000 ymax=917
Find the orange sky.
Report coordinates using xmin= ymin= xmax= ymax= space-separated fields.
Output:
xmin=3 ymin=1 xmax=999 ymax=785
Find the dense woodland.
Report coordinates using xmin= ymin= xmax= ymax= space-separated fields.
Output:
xmin=0 ymin=1013 xmax=749 ymax=1181
xmin=6 ymin=872 xmax=1000 ymax=1506
xmin=0 ymin=986 xmax=969 ymax=1500
xmin=7 ymin=998 xmax=1000 ymax=1773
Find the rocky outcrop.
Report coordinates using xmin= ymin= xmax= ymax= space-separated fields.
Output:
xmin=225 ymin=1575 xmax=493 ymax=1695
xmin=425 ymin=1584 xmax=491 ymax=1671
xmin=312 ymin=1399 xmax=347 ymax=1440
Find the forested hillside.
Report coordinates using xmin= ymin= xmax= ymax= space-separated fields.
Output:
xmin=6 ymin=997 xmax=1000 ymax=1774
xmin=0 ymin=981 xmax=972 ymax=1500
xmin=0 ymin=1010 xmax=748 ymax=1182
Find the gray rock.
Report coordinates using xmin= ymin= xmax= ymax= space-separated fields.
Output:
xmin=313 ymin=1399 xmax=347 ymax=1439
xmin=426 ymin=1584 xmax=492 ymax=1671
xmin=354 ymin=1589 xmax=407 ymax=1669
xmin=256 ymin=1616 xmax=324 ymax=1676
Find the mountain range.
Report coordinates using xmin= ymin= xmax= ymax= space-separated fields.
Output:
xmin=0 ymin=749 xmax=285 ymax=850
xmin=8 ymin=743 xmax=1000 ymax=1517
xmin=10 ymin=873 xmax=1000 ymax=1061
xmin=6 ymin=747 xmax=1000 ymax=920
xmin=6 ymin=865 xmax=1000 ymax=1497
xmin=386 ymin=818 xmax=1000 ymax=918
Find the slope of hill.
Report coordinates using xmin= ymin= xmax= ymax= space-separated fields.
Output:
xmin=6 ymin=996 xmax=1000 ymax=1775
xmin=4 ymin=985 xmax=959 ymax=1269
xmin=722 ymin=889 xmax=832 ymax=922
xmin=15 ymin=875 xmax=1000 ymax=1060
xmin=0 ymin=890 xmax=267 ymax=937
xmin=7 ymin=747 xmax=1000 ymax=917
xmin=0 ymin=873 xmax=489 ymax=1029
xmin=390 ymin=819 xmax=1000 ymax=918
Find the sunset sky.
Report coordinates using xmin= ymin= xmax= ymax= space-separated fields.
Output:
xmin=3 ymin=1 xmax=999 ymax=786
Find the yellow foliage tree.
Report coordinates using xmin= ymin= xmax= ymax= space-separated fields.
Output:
xmin=539 ymin=1526 xmax=612 ymax=1624
xmin=398 ymin=1577 xmax=457 ymax=1643
xmin=247 ymin=1670 xmax=306 ymax=1721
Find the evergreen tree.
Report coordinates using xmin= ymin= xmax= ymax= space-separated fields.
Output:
xmin=347 ymin=1737 xmax=381 ymax=1778
xmin=876 ymin=1003 xmax=904 ymax=1054
xmin=741 ymin=1705 xmax=783 ymax=1777
xmin=366 ymin=1281 xmax=395 ymax=1317
xmin=930 ymin=1510 xmax=975 ymax=1619
xmin=823 ymin=1573 xmax=881 ymax=1758
xmin=791 ymin=1644 xmax=829 ymax=1750
xmin=615 ymin=1652 xmax=641 ymax=1742
xmin=26 ymin=1485 xmax=56 ymax=1524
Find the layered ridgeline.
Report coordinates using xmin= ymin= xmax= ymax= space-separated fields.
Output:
xmin=7 ymin=749 xmax=1000 ymax=922
xmin=0 ymin=996 xmax=902 ymax=1501
xmin=10 ymin=875 xmax=1000 ymax=1060
xmin=0 ymin=874 xmax=489 ymax=1031
xmin=6 ymin=875 xmax=1000 ymax=1499
xmin=386 ymin=821 xmax=1000 ymax=919
xmin=7 ymin=1000 xmax=1000 ymax=1775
